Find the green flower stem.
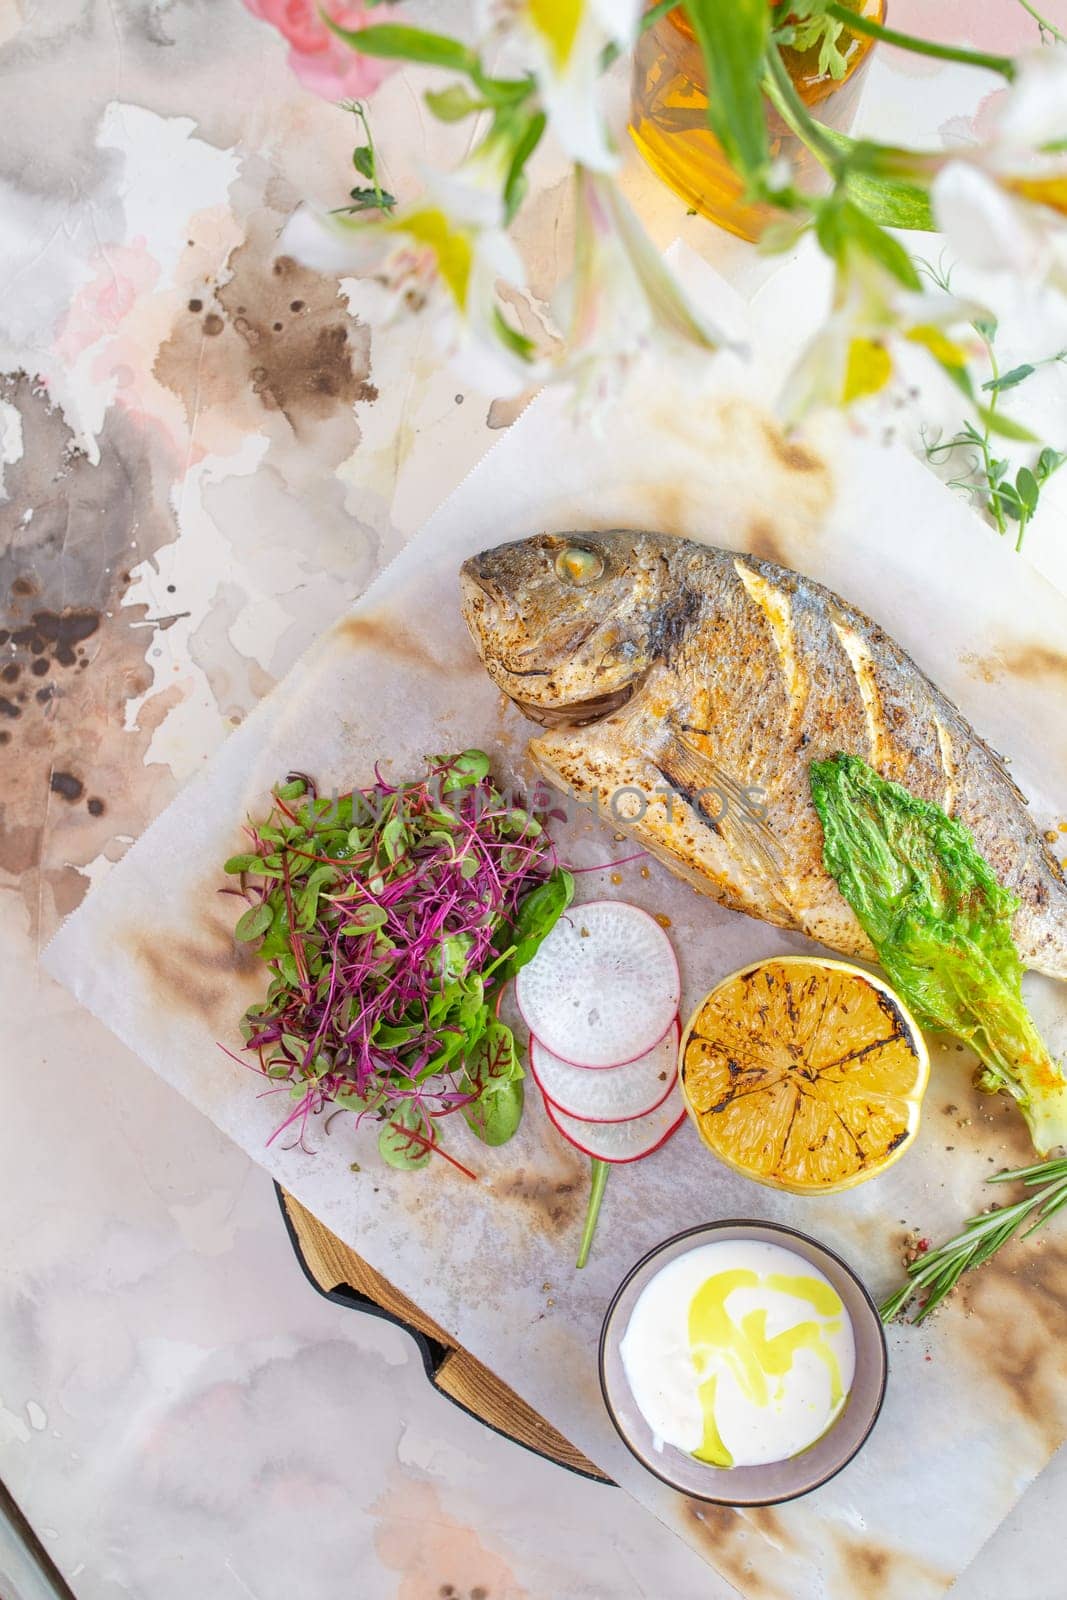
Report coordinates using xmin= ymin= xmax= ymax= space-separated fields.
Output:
xmin=763 ymin=45 xmax=841 ymax=174
xmin=1015 ymin=0 xmax=1067 ymax=44
xmin=825 ymin=3 xmax=1016 ymax=80
xmin=576 ymin=1158 xmax=610 ymax=1269
xmin=976 ymin=328 xmax=1009 ymax=537
xmin=349 ymin=101 xmax=384 ymax=210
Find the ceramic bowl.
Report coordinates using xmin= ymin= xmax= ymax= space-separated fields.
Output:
xmin=598 ymin=1219 xmax=887 ymax=1506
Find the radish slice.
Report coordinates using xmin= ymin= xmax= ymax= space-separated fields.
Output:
xmin=515 ymin=900 xmax=680 ymax=1067
xmin=542 ymin=1084 xmax=687 ymax=1164
xmin=530 ymin=1023 xmax=679 ymax=1123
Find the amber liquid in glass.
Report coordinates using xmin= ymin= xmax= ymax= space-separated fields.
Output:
xmin=630 ymin=4 xmax=885 ymax=242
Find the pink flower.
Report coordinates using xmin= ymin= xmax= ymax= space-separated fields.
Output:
xmin=242 ymin=0 xmax=399 ymax=102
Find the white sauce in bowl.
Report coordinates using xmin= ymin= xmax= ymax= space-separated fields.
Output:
xmin=619 ymin=1239 xmax=856 ymax=1469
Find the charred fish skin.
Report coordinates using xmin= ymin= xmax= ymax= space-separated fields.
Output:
xmin=460 ymin=531 xmax=1067 ymax=981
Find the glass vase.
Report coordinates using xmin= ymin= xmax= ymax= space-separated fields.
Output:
xmin=630 ymin=3 xmax=886 ymax=242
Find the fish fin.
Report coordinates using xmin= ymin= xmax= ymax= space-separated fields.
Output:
xmin=654 ymin=734 xmax=787 ymax=893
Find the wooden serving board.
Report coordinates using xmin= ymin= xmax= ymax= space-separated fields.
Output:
xmin=278 ymin=1187 xmax=611 ymax=1483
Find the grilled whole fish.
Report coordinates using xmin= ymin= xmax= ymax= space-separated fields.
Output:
xmin=460 ymin=530 xmax=1067 ymax=980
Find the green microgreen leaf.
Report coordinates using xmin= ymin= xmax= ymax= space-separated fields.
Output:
xmin=224 ymin=853 xmax=263 ymax=874
xmin=222 ymin=751 xmax=565 ymax=1173
xmin=461 ymin=1020 xmax=525 ymax=1146
xmin=378 ymin=1102 xmax=433 ymax=1170
xmin=234 ymin=902 xmax=272 ymax=942
xmin=981 ymin=363 xmax=1036 ymax=394
xmin=1016 ymin=465 xmax=1040 ymax=514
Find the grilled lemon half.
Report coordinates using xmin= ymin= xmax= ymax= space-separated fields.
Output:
xmin=680 ymin=956 xmax=929 ymax=1194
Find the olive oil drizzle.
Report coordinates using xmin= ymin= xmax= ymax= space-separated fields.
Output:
xmin=687 ymin=1269 xmax=846 ymax=1467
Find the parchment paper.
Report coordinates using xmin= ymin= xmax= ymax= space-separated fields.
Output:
xmin=46 ymin=252 xmax=1067 ymax=1600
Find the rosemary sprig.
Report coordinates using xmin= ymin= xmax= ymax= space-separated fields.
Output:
xmin=881 ymin=1155 xmax=1067 ymax=1325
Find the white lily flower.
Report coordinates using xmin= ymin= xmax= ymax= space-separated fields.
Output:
xmin=281 ymin=163 xmax=538 ymax=396
xmin=933 ymin=162 xmax=1067 ymax=292
xmin=427 ymin=127 xmax=515 ymax=231
xmin=480 ymin=0 xmax=641 ymax=170
xmin=553 ymin=167 xmax=731 ymax=406
xmin=781 ymin=251 xmax=980 ymax=421
xmin=995 ymin=47 xmax=1067 ymax=154
xmin=932 ymin=50 xmax=1067 ymax=292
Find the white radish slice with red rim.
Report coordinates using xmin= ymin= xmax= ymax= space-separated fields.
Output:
xmin=542 ymin=1083 xmax=687 ymax=1164
xmin=515 ymin=900 xmax=680 ymax=1068
xmin=530 ymin=1023 xmax=679 ymax=1123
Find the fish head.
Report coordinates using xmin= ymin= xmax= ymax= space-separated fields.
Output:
xmin=460 ymin=531 xmax=672 ymax=726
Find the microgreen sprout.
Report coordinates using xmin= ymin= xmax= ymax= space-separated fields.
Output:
xmin=916 ymin=255 xmax=1067 ymax=550
xmin=222 ymin=752 xmax=573 ymax=1172
xmin=338 ymin=99 xmax=396 ymax=214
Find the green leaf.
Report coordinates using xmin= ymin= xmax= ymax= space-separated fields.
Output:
xmin=981 ymin=363 xmax=1035 ymax=394
xmin=352 ymin=145 xmax=375 ymax=178
xmin=684 ymin=0 xmax=770 ymax=180
xmin=378 ymin=1102 xmax=433 ymax=1170
xmin=258 ymin=906 xmax=293 ymax=961
xmin=380 ymin=815 xmax=407 ymax=863
xmin=425 ymin=806 xmax=460 ymax=830
xmin=977 ymin=406 xmax=1041 ymax=443
xmin=327 ymin=21 xmax=479 ymax=74
xmin=333 ymin=1085 xmax=380 ymax=1113
xmin=843 ymin=168 xmax=934 ymax=231
xmin=346 ymin=186 xmax=397 ymax=212
xmin=342 ymin=903 xmax=388 ymax=933
xmin=425 ymin=83 xmax=484 ymax=121
xmin=818 ymin=198 xmax=921 ymax=288
xmin=441 ymin=749 xmax=491 ymax=792
xmin=295 ymin=886 xmax=321 ymax=931
xmin=372 ymin=1021 xmax=421 ymax=1048
xmin=224 ymin=853 xmax=262 ymax=874
xmin=460 ymin=1021 xmax=525 ymax=1145
xmin=433 ymin=931 xmax=474 ymax=981
xmin=1037 ymin=446 xmax=1067 ymax=482
xmin=492 ymin=306 xmax=536 ymax=361
xmin=471 ymin=1018 xmax=523 ymax=1084
xmin=234 ymin=901 xmax=272 ymax=942
xmin=276 ymin=951 xmax=300 ymax=987
xmin=492 ymin=866 xmax=575 ymax=984
xmin=815 ymin=129 xmax=935 ymax=231
xmin=275 ymin=778 xmax=306 ymax=800
xmin=503 ymin=109 xmax=547 ymax=223
xmin=466 ymin=1076 xmax=524 ymax=1146
xmin=1016 ymin=465 xmax=1040 ymax=514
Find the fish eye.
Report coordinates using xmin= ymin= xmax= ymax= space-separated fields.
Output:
xmin=555 ymin=547 xmax=605 ymax=587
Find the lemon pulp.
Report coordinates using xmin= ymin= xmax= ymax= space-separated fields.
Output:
xmin=680 ymin=956 xmax=929 ymax=1194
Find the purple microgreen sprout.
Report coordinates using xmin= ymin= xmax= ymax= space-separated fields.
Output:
xmin=221 ymin=752 xmax=573 ymax=1174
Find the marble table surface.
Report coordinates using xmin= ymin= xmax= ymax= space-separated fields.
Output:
xmin=2 ymin=4 xmax=1067 ymax=1598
